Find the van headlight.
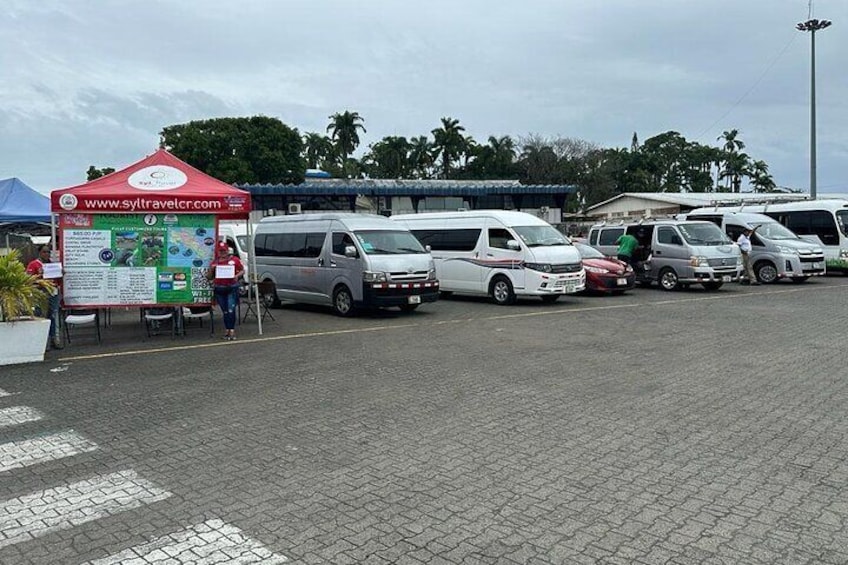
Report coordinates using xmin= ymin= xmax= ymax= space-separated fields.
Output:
xmin=362 ymin=271 xmax=387 ymax=283
xmin=776 ymin=245 xmax=799 ymax=255
xmin=428 ymin=268 xmax=437 ymax=280
xmin=841 ymin=249 xmax=848 ymax=259
xmin=689 ymin=255 xmax=709 ymax=267
xmin=524 ymin=262 xmax=553 ymax=273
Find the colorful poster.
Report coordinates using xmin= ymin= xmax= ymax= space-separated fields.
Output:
xmin=61 ymin=214 xmax=215 ymax=306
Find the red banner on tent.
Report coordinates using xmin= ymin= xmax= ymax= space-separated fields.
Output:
xmin=51 ymin=149 xmax=251 ymax=219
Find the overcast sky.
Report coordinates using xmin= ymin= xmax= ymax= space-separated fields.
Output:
xmin=1 ymin=0 xmax=846 ymax=195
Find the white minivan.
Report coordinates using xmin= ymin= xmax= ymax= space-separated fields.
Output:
xmin=254 ymin=213 xmax=439 ymax=316
xmin=391 ymin=210 xmax=585 ymax=304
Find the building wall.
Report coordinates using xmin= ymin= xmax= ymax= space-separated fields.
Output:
xmin=588 ymin=197 xmax=681 ymax=219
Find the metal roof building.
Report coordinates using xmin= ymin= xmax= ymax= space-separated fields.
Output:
xmin=239 ymin=179 xmax=578 ymax=223
xmin=585 ymin=192 xmax=810 ymax=220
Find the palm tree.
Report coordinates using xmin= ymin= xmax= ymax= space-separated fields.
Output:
xmin=302 ymin=132 xmax=334 ymax=169
xmin=327 ymin=111 xmax=366 ymax=164
xmin=408 ymin=136 xmax=434 ymax=179
xmin=431 ymin=117 xmax=466 ymax=179
xmin=717 ymin=129 xmax=746 ymax=190
xmin=719 ymin=152 xmax=751 ymax=193
xmin=749 ymin=160 xmax=777 ymax=193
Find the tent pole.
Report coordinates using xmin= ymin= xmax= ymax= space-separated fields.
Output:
xmin=50 ymin=214 xmax=57 ymax=256
xmin=248 ymin=219 xmax=262 ymax=335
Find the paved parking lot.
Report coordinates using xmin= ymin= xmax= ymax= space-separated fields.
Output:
xmin=2 ymin=277 xmax=848 ymax=564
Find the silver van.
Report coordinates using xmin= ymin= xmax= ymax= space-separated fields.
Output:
xmin=588 ymin=220 xmax=742 ymax=290
xmin=254 ymin=213 xmax=439 ymax=316
xmin=681 ymin=211 xmax=826 ymax=283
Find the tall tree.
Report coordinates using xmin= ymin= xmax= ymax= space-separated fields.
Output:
xmin=302 ymin=132 xmax=334 ymax=169
xmin=408 ymin=136 xmax=435 ymax=179
xmin=327 ymin=111 xmax=366 ymax=164
xmin=160 ymin=116 xmax=304 ymax=184
xmin=749 ymin=160 xmax=776 ymax=193
xmin=86 ymin=166 xmax=115 ymax=181
xmin=431 ymin=117 xmax=466 ymax=179
xmin=362 ymin=136 xmax=412 ymax=179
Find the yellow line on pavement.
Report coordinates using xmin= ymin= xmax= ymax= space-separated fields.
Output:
xmin=57 ymin=282 xmax=847 ymax=362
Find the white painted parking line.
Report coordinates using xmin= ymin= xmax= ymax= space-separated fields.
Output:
xmin=0 ymin=430 xmax=97 ymax=473
xmin=0 ymin=388 xmax=10 ymax=397
xmin=0 ymin=469 xmax=171 ymax=550
xmin=83 ymin=519 xmax=287 ymax=564
xmin=0 ymin=406 xmax=43 ymax=429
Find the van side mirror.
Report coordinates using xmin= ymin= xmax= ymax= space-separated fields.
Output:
xmin=344 ymin=245 xmax=358 ymax=258
xmin=506 ymin=239 xmax=521 ymax=251
xmin=425 ymin=244 xmax=432 ymax=253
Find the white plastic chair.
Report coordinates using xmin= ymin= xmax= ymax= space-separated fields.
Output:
xmin=181 ymin=306 xmax=214 ymax=336
xmin=63 ymin=310 xmax=101 ymax=344
xmin=143 ymin=308 xmax=176 ymax=338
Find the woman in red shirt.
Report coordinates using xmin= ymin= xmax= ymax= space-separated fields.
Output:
xmin=208 ymin=242 xmax=244 ymax=340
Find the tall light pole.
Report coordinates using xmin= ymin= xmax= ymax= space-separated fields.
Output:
xmin=796 ymin=18 xmax=831 ymax=200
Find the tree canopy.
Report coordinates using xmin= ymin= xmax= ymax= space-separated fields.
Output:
xmin=159 ymin=116 xmax=304 ymax=185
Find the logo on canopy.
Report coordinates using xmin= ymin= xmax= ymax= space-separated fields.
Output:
xmin=128 ymin=166 xmax=188 ymax=191
xmin=58 ymin=194 xmax=78 ymax=210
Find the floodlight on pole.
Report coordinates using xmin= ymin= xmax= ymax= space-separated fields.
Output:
xmin=796 ymin=18 xmax=832 ymax=200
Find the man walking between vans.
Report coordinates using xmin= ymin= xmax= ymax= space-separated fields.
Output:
xmin=737 ymin=226 xmax=760 ymax=285
xmin=615 ymin=233 xmax=639 ymax=270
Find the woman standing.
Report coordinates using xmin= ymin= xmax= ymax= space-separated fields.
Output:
xmin=208 ymin=242 xmax=244 ymax=340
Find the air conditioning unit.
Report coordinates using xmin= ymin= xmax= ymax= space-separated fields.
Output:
xmin=288 ymin=203 xmax=302 ymax=214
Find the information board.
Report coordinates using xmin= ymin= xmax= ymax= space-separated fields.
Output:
xmin=61 ymin=213 xmax=215 ymax=307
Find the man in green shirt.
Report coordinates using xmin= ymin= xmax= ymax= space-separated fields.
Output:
xmin=616 ymin=233 xmax=640 ymax=269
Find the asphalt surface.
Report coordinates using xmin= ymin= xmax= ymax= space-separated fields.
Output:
xmin=2 ymin=277 xmax=848 ymax=564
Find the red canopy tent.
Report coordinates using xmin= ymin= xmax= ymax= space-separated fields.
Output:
xmin=51 ymin=149 xmax=251 ymax=218
xmin=50 ymin=150 xmax=266 ymax=333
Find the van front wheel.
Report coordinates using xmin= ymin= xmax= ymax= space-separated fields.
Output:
xmin=659 ymin=268 xmax=680 ymax=291
xmin=332 ymin=285 xmax=355 ymax=317
xmin=490 ymin=276 xmax=516 ymax=305
xmin=755 ymin=261 xmax=778 ymax=284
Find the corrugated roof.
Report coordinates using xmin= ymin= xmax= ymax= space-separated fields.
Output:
xmin=240 ymin=179 xmax=577 ymax=197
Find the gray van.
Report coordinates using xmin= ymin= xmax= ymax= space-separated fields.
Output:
xmin=681 ymin=211 xmax=826 ymax=283
xmin=588 ymin=220 xmax=742 ymax=290
xmin=254 ymin=213 xmax=439 ymax=316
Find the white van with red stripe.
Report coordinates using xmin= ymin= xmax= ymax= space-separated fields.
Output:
xmin=391 ymin=210 xmax=585 ymax=305
xmin=254 ymin=213 xmax=439 ymax=316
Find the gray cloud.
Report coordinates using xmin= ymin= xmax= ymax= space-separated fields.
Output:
xmin=1 ymin=0 xmax=846 ymax=194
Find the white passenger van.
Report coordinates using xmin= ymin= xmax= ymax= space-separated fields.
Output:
xmin=681 ymin=210 xmax=825 ymax=283
xmin=687 ymin=199 xmax=848 ymax=273
xmin=391 ymin=210 xmax=585 ymax=304
xmin=254 ymin=213 xmax=439 ymax=316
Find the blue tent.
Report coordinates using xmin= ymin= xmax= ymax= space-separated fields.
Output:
xmin=0 ymin=178 xmax=51 ymax=223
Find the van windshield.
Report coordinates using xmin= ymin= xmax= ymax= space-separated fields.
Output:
xmin=753 ymin=222 xmax=800 ymax=241
xmin=354 ymin=230 xmax=427 ymax=254
xmin=678 ymin=223 xmax=731 ymax=245
xmin=837 ymin=210 xmax=848 ymax=236
xmin=513 ymin=225 xmax=570 ymax=247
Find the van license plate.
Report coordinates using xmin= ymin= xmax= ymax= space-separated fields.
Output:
xmin=616 ymin=278 xmax=627 ymax=286
xmin=722 ymin=276 xmax=731 ymax=282
xmin=408 ymin=295 xmax=421 ymax=304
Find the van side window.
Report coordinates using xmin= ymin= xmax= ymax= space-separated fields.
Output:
xmin=488 ymin=228 xmax=513 ymax=250
xmin=589 ymin=230 xmax=599 ymax=245
xmin=725 ymin=224 xmax=745 ymax=243
xmin=598 ymin=228 xmax=624 ymax=246
xmin=332 ymin=233 xmax=356 ymax=255
xmin=411 ymin=229 xmax=480 ymax=251
xmin=304 ymin=233 xmax=325 ymax=258
xmin=657 ymin=227 xmax=678 ymax=244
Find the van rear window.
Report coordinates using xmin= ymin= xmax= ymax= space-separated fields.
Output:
xmin=411 ymin=229 xmax=481 ymax=251
xmin=598 ymin=228 xmax=624 ymax=246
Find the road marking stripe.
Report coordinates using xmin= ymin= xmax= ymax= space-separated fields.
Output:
xmin=0 ymin=406 xmax=43 ymax=429
xmin=82 ymin=519 xmax=287 ymax=564
xmin=0 ymin=469 xmax=171 ymax=550
xmin=56 ymin=282 xmax=848 ymax=362
xmin=0 ymin=430 xmax=97 ymax=473
xmin=0 ymin=388 xmax=9 ymax=397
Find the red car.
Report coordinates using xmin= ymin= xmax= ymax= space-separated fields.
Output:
xmin=574 ymin=243 xmax=635 ymax=294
